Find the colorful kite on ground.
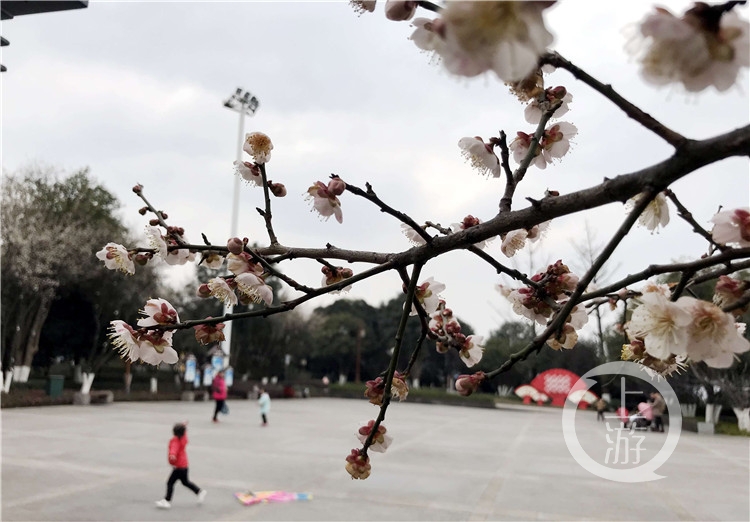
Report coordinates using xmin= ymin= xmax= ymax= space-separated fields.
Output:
xmin=234 ymin=490 xmax=313 ymax=506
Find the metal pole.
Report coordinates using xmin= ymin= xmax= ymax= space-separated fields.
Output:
xmin=221 ymin=103 xmax=247 ymax=362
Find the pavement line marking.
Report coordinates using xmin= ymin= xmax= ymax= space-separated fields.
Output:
xmin=467 ymin=411 xmax=536 ymax=521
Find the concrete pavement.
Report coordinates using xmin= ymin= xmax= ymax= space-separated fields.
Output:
xmin=2 ymin=398 xmax=748 ymax=521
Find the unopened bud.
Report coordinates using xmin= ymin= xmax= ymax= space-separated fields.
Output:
xmin=149 ymin=218 xmax=160 ymax=226
xmin=159 ymin=211 xmax=168 ymax=220
xmin=268 ymin=181 xmax=287 ymax=198
xmin=227 ymin=237 xmax=244 ymax=255
xmin=138 ymin=206 xmax=148 ymax=215
xmin=196 ymin=284 xmax=211 ymax=298
xmin=134 ymin=253 xmax=152 ymax=266
xmin=549 ymin=86 xmax=567 ymax=100
xmin=328 ymin=177 xmax=346 ymax=196
xmin=132 ymin=184 xmax=143 ymax=194
xmin=340 ymin=268 xmax=353 ymax=279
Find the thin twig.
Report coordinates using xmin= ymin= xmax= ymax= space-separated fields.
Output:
xmin=664 ymin=188 xmax=728 ymax=253
xmin=541 ymin=51 xmax=687 ymax=149
xmin=345 ymin=182 xmax=433 ymax=244
xmin=256 ymin=163 xmax=279 ymax=246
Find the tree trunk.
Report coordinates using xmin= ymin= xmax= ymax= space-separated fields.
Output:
xmin=20 ymin=290 xmax=55 ymax=368
xmin=81 ymin=372 xmax=95 ymax=394
xmin=733 ymin=408 xmax=750 ymax=432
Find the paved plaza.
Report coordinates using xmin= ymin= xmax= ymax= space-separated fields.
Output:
xmin=2 ymin=397 xmax=748 ymax=521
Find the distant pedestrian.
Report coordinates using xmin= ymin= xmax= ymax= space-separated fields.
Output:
xmin=651 ymin=392 xmax=666 ymax=432
xmin=258 ymin=388 xmax=271 ymax=426
xmin=155 ymin=422 xmax=206 ymax=509
xmin=212 ymin=370 xmax=227 ymax=423
xmin=595 ymin=398 xmax=607 ymax=421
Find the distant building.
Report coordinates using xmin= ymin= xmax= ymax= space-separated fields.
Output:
xmin=1 ymin=1 xmax=88 ymax=72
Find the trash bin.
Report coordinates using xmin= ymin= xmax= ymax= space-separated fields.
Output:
xmin=46 ymin=375 xmax=64 ymax=397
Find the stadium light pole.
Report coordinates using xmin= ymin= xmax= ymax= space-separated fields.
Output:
xmin=221 ymin=88 xmax=260 ymax=363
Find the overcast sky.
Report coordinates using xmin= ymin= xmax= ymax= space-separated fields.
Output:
xmin=3 ymin=1 xmax=749 ymax=340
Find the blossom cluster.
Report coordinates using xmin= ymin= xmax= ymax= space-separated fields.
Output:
xmin=197 ymin=249 xmax=274 ymax=306
xmin=108 ymin=298 xmax=180 ymax=366
xmin=498 ymin=260 xmax=588 ymax=350
xmin=429 ymin=300 xmax=485 ymax=367
xmin=364 ymin=371 xmax=409 ymax=406
xmin=628 ymin=3 xmax=749 ymax=92
xmin=625 ymin=279 xmax=750 ymax=369
xmin=306 ymin=176 xmax=346 ymax=223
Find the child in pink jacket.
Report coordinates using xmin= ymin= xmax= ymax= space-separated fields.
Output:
xmin=155 ymin=422 xmax=207 ymax=509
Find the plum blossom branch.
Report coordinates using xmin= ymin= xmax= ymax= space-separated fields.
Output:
xmin=133 ymin=186 xmax=186 ymax=246
xmin=497 ymin=130 xmax=513 ymax=186
xmin=246 ymin=246 xmax=315 ymax=294
xmin=256 ymin=163 xmax=280 ymax=246
xmin=664 ymin=188 xmax=729 ymax=252
xmin=541 ymin=51 xmax=687 ymax=149
xmin=489 ymin=188 xmax=659 ymax=379
xmin=362 ymin=263 xmax=423 ymax=456
xmin=345 ymin=181 xmax=433 ymax=244
xmin=580 ymin=248 xmax=750 ymax=301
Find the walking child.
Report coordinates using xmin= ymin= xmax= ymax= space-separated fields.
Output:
xmin=155 ymin=422 xmax=207 ymax=509
xmin=258 ymin=388 xmax=271 ymax=426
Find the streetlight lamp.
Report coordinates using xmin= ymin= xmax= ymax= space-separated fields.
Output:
xmin=221 ymin=87 xmax=260 ymax=363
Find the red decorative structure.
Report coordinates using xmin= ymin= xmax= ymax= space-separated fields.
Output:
xmin=530 ymin=368 xmax=583 ymax=407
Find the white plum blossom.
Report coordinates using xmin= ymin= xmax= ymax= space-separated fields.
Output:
xmin=409 ymin=17 xmax=445 ymax=61
xmin=500 ymin=229 xmax=528 ymax=258
xmin=144 ymin=226 xmax=168 ymax=260
xmin=200 ymin=252 xmax=224 ymax=269
xmin=626 ymin=191 xmax=670 ymax=232
xmin=458 ymin=335 xmax=484 ymax=367
xmin=207 ymin=277 xmax=238 ymax=306
xmin=243 ymin=132 xmax=273 ymax=164
xmin=96 ymin=243 xmax=135 ymax=275
xmin=234 ymin=160 xmax=263 ymax=186
xmin=226 ymin=252 xmax=262 ymax=276
xmin=108 ymin=320 xmax=142 ymax=362
xmin=626 ymin=292 xmax=693 ymax=360
xmin=412 ymin=277 xmax=446 ymax=315
xmin=627 ymin=5 xmax=749 ymax=92
xmin=401 ymin=223 xmax=428 ymax=245
xmin=137 ymin=298 xmax=179 ymax=327
xmin=509 ymin=122 xmax=577 ymax=169
xmin=306 ymin=181 xmax=343 ymax=224
xmin=678 ymin=297 xmax=750 ymax=368
xmin=356 ymin=420 xmax=393 ymax=453
xmin=540 ymin=122 xmax=577 ymax=164
xmin=524 ymin=87 xmax=573 ymax=124
xmin=108 ymin=320 xmax=178 ymax=366
xmin=235 ymin=272 xmax=273 ymax=306
xmin=458 ymin=137 xmax=502 ymax=178
xmin=711 ymin=207 xmax=750 ymax=247
xmin=438 ymin=1 xmax=555 ymax=82
xmin=165 ymin=248 xmax=195 ymax=266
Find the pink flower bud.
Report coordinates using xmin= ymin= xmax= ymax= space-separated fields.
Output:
xmin=149 ymin=218 xmax=160 ymax=226
xmin=268 ymin=182 xmax=287 ymax=197
xmin=194 ymin=322 xmax=226 ymax=345
xmin=549 ymin=86 xmax=567 ymax=100
xmin=159 ymin=211 xmax=168 ymax=219
xmin=455 ymin=372 xmax=486 ymax=396
xmin=138 ymin=206 xmax=148 ymax=215
xmin=134 ymin=253 xmax=152 ymax=266
xmin=132 ymin=184 xmax=143 ymax=194
xmin=327 ymin=177 xmax=346 ymax=196
xmin=384 ymin=0 xmax=418 ymax=21
xmin=196 ymin=284 xmax=211 ymax=298
xmin=227 ymin=237 xmax=244 ymax=255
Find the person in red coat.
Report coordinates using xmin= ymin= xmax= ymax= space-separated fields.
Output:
xmin=212 ymin=370 xmax=228 ymax=423
xmin=155 ymin=422 xmax=206 ymax=509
